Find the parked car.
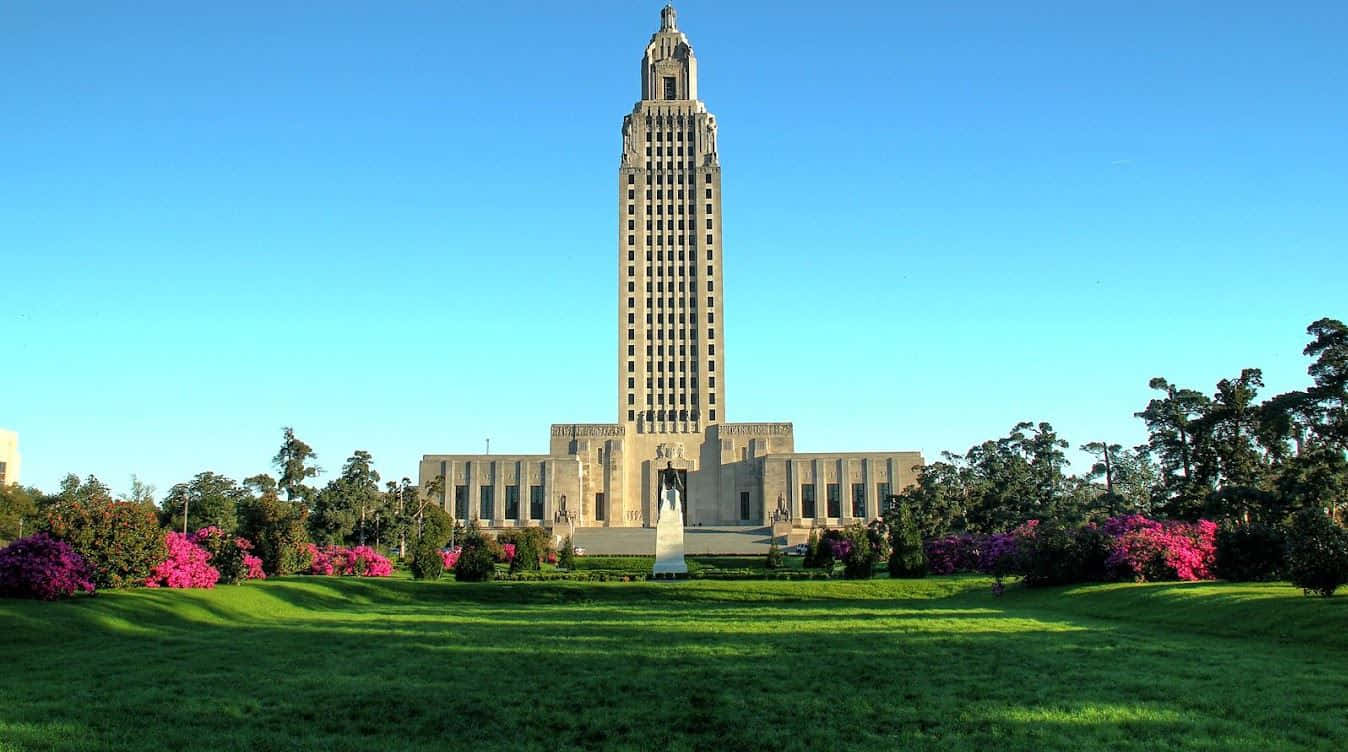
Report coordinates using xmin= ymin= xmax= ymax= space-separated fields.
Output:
xmin=789 ymin=543 xmax=808 ymax=556
xmin=573 ymin=547 xmax=587 ymax=556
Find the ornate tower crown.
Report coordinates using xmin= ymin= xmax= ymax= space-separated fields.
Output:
xmin=642 ymin=4 xmax=698 ymax=102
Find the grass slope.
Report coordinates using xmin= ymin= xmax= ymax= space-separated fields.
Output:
xmin=2 ymin=576 xmax=1346 ymax=751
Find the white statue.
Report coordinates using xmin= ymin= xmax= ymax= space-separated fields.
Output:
xmin=652 ymin=461 xmax=688 ymax=575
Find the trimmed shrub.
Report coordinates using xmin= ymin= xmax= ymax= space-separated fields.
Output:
xmin=146 ymin=532 xmax=219 ymax=589
xmin=832 ymin=522 xmax=880 ymax=579
xmin=419 ymin=505 xmax=454 ymax=549
xmin=454 ymin=523 xmax=497 ymax=582
xmin=44 ymin=500 xmax=166 ymax=589
xmin=0 ymin=533 xmax=95 ymax=600
xmin=803 ymin=529 xmax=822 ymax=568
xmin=572 ymin=556 xmax=653 ymax=572
xmin=499 ymin=527 xmax=550 ymax=573
xmin=1284 ymin=509 xmax=1348 ymax=597
xmin=1214 ymin=522 xmax=1285 ymax=582
xmin=238 ymin=494 xmax=311 ymax=576
xmin=410 ymin=538 xmax=444 ymax=580
xmin=1020 ymin=523 xmax=1109 ymax=587
xmin=558 ymin=536 xmax=576 ymax=569
xmin=191 ymin=527 xmax=265 ymax=584
xmin=886 ymin=505 xmax=927 ymax=578
xmin=765 ymin=541 xmax=784 ymax=569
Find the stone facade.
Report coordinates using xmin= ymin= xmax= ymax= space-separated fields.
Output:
xmin=0 ymin=429 xmax=20 ymax=487
xmin=419 ymin=6 xmax=924 ymax=530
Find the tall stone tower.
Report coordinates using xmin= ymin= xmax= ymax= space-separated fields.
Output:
xmin=617 ymin=4 xmax=724 ymax=436
xmin=422 ymin=5 xmax=924 ymax=535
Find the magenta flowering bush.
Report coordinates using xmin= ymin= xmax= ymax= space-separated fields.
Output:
xmin=304 ymin=544 xmax=393 ymax=577
xmin=828 ymin=538 xmax=854 ymax=560
xmin=923 ymin=515 xmax=1217 ymax=585
xmin=440 ymin=547 xmax=462 ymax=570
xmin=0 ymin=533 xmax=96 ymax=600
xmin=497 ymin=543 xmax=517 ymax=564
xmin=924 ymin=535 xmax=980 ymax=575
xmin=1104 ymin=516 xmax=1216 ymax=582
xmin=146 ymin=532 xmax=220 ymax=589
xmin=243 ymin=554 xmax=265 ymax=580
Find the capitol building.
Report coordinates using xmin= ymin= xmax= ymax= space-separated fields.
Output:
xmin=419 ymin=6 xmax=923 ymax=537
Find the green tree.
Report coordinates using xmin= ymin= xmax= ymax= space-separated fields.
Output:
xmin=161 ymin=472 xmax=248 ymax=534
xmin=310 ymin=450 xmax=384 ymax=546
xmin=238 ymin=473 xmax=311 ymax=576
xmin=0 ymin=484 xmax=41 ymax=541
xmin=885 ymin=503 xmax=927 ymax=578
xmin=1137 ymin=378 xmax=1213 ymax=518
xmin=273 ymin=427 xmax=320 ymax=504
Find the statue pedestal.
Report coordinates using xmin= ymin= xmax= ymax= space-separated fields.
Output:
xmin=652 ymin=488 xmax=687 ymax=575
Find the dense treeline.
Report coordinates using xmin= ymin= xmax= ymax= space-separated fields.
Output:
xmin=896 ymin=318 xmax=1348 ymax=538
xmin=0 ymin=427 xmax=448 ymax=569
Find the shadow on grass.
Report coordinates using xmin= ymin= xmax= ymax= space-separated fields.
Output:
xmin=4 ymin=577 xmax=1347 ymax=751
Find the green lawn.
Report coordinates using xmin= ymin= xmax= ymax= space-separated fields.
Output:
xmin=3 ymin=576 xmax=1346 ymax=751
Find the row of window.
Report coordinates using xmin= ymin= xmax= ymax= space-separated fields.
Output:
xmin=453 ymin=484 xmax=547 ymax=521
xmin=626 ymin=173 xmax=715 ymax=186
xmin=625 ymin=297 xmax=709 ymax=311
xmin=626 ymin=188 xmax=714 ymax=200
xmin=627 ymin=234 xmax=715 ymax=247
xmin=625 ymin=302 xmax=716 ymax=324
xmin=626 ymin=359 xmax=716 ymax=373
xmin=627 ymin=203 xmax=713 ymax=216
xmin=627 ymin=249 xmax=716 ymax=262
xmin=643 ymin=130 xmax=692 ymax=141
xmin=630 ymin=220 xmax=714 ymax=232
xmin=798 ymin=483 xmax=893 ymax=518
xmin=627 ymin=265 xmax=715 ymax=279
xmin=630 ymin=392 xmax=710 ymax=406
xmin=628 ymin=409 xmax=716 ymax=422
xmin=628 ymin=376 xmax=716 ymax=389
xmin=628 ymin=280 xmax=717 ymax=294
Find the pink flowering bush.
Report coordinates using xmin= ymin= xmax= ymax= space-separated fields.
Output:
xmin=441 ymin=547 xmax=461 ymax=570
xmin=496 ymin=543 xmax=517 ymax=564
xmin=1104 ymin=516 xmax=1216 ymax=582
xmin=304 ymin=544 xmax=393 ymax=577
xmin=243 ymin=554 xmax=265 ymax=580
xmin=828 ymin=538 xmax=854 ymax=561
xmin=146 ymin=532 xmax=219 ymax=589
xmin=0 ymin=533 xmax=96 ymax=600
xmin=922 ymin=516 xmax=1217 ymax=586
xmin=924 ymin=535 xmax=981 ymax=575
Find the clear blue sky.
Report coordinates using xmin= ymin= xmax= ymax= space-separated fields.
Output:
xmin=3 ymin=1 xmax=1345 ymax=499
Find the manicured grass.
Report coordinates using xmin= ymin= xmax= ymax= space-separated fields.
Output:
xmin=3 ymin=576 xmax=1347 ymax=751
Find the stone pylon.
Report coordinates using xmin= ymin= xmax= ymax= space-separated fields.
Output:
xmin=652 ymin=487 xmax=688 ymax=575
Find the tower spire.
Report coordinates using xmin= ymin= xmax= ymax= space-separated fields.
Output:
xmin=660 ymin=4 xmax=677 ymax=31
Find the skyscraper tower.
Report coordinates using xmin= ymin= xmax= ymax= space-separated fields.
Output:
xmin=618 ymin=4 xmax=724 ymax=435
xmin=422 ymin=5 xmax=923 ymax=532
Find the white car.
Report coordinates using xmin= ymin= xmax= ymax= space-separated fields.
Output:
xmin=573 ymin=547 xmax=587 ymax=556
